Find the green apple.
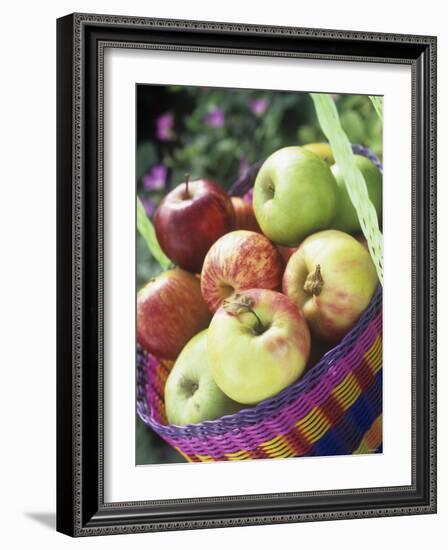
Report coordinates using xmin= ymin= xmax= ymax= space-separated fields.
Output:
xmin=303 ymin=143 xmax=335 ymax=165
xmin=340 ymin=110 xmax=365 ymax=144
xmin=207 ymin=289 xmax=310 ymax=405
xmin=331 ymin=155 xmax=382 ymax=232
xmin=253 ymin=146 xmax=338 ymax=246
xmin=282 ymin=230 xmax=378 ymax=343
xmin=164 ymin=330 xmax=241 ymax=426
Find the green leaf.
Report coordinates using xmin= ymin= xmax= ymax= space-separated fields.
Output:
xmin=136 ymin=198 xmax=171 ymax=270
xmin=310 ymin=93 xmax=383 ymax=284
xmin=369 ymin=96 xmax=383 ymax=123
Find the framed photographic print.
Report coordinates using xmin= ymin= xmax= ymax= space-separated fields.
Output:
xmin=56 ymin=13 xmax=437 ymax=536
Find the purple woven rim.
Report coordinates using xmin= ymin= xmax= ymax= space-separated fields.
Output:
xmin=351 ymin=144 xmax=383 ymax=173
xmin=137 ymin=286 xmax=382 ymax=439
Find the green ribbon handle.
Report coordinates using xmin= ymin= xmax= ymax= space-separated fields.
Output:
xmin=310 ymin=93 xmax=383 ymax=284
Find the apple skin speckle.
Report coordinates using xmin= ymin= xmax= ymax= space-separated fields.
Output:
xmin=201 ymin=230 xmax=284 ymax=313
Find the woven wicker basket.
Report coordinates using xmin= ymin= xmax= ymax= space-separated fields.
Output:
xmin=136 ymin=145 xmax=383 ymax=462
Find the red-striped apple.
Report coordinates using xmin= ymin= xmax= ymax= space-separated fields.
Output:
xmin=230 ymin=196 xmax=260 ymax=232
xmin=282 ymin=230 xmax=378 ymax=343
xmin=154 ymin=176 xmax=235 ymax=273
xmin=200 ymin=230 xmax=284 ymax=313
xmin=137 ymin=269 xmax=211 ymax=360
xmin=207 ymin=289 xmax=311 ymax=404
xmin=277 ymin=245 xmax=297 ymax=263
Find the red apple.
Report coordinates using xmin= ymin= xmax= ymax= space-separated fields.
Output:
xmin=201 ymin=230 xmax=284 ymax=313
xmin=154 ymin=176 xmax=235 ymax=273
xmin=137 ymin=269 xmax=211 ymax=360
xmin=282 ymin=230 xmax=378 ymax=343
xmin=277 ymin=245 xmax=297 ymax=263
xmin=231 ymin=196 xmax=260 ymax=232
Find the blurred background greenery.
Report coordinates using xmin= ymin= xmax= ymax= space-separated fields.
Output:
xmin=136 ymin=85 xmax=382 ymax=465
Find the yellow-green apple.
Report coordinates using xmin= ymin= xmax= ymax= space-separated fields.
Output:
xmin=331 ymin=155 xmax=382 ymax=232
xmin=303 ymin=142 xmax=335 ymax=165
xmin=164 ymin=330 xmax=241 ymax=425
xmin=207 ymin=289 xmax=310 ymax=404
xmin=282 ymin=230 xmax=378 ymax=343
xmin=154 ymin=176 xmax=235 ymax=273
xmin=200 ymin=230 xmax=284 ymax=313
xmin=137 ymin=269 xmax=211 ymax=360
xmin=231 ymin=196 xmax=260 ymax=232
xmin=253 ymin=146 xmax=338 ymax=246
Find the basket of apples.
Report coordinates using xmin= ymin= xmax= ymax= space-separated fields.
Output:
xmin=137 ymin=144 xmax=383 ymax=462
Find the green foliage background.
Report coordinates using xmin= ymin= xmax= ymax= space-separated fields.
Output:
xmin=136 ymin=85 xmax=382 ymax=465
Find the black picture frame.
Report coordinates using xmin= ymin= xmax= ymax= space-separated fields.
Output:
xmin=56 ymin=13 xmax=437 ymax=537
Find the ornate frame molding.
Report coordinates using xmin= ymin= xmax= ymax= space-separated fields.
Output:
xmin=56 ymin=13 xmax=437 ymax=537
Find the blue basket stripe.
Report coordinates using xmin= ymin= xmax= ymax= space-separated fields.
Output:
xmin=310 ymin=370 xmax=382 ymax=456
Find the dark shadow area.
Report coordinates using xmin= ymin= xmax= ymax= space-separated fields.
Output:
xmin=25 ymin=512 xmax=56 ymax=530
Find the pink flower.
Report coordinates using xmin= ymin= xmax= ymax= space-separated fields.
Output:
xmin=156 ymin=112 xmax=174 ymax=141
xmin=143 ymin=164 xmax=167 ymax=191
xmin=204 ymin=107 xmax=225 ymax=128
xmin=142 ymin=197 xmax=156 ymax=217
xmin=239 ymin=157 xmax=250 ymax=177
xmin=249 ymin=97 xmax=269 ymax=116
xmin=243 ymin=188 xmax=253 ymax=204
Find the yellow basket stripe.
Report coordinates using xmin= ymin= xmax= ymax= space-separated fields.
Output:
xmin=333 ymin=372 xmax=362 ymax=410
xmin=305 ymin=416 xmax=332 ymax=444
xmin=195 ymin=454 xmax=215 ymax=462
xmin=302 ymin=412 xmax=328 ymax=441
xmin=271 ymin=439 xmax=296 ymax=457
xmin=260 ymin=434 xmax=287 ymax=452
xmin=364 ymin=336 xmax=382 ymax=374
xmin=355 ymin=440 xmax=370 ymax=454
xmin=354 ymin=415 xmax=383 ymax=454
xmin=294 ymin=407 xmax=331 ymax=445
xmin=260 ymin=434 xmax=284 ymax=448
xmin=261 ymin=435 xmax=296 ymax=458
xmin=268 ymin=448 xmax=296 ymax=459
xmin=261 ymin=434 xmax=293 ymax=455
xmin=296 ymin=407 xmax=329 ymax=432
xmin=225 ymin=449 xmax=252 ymax=461
xmin=175 ymin=447 xmax=195 ymax=462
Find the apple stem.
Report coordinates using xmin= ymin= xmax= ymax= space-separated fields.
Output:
xmin=247 ymin=309 xmax=265 ymax=335
xmin=223 ymin=294 xmax=265 ymax=335
xmin=304 ymin=264 xmax=324 ymax=296
xmin=184 ymin=173 xmax=190 ymax=199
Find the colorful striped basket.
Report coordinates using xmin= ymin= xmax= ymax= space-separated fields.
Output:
xmin=136 ymin=145 xmax=383 ymax=462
